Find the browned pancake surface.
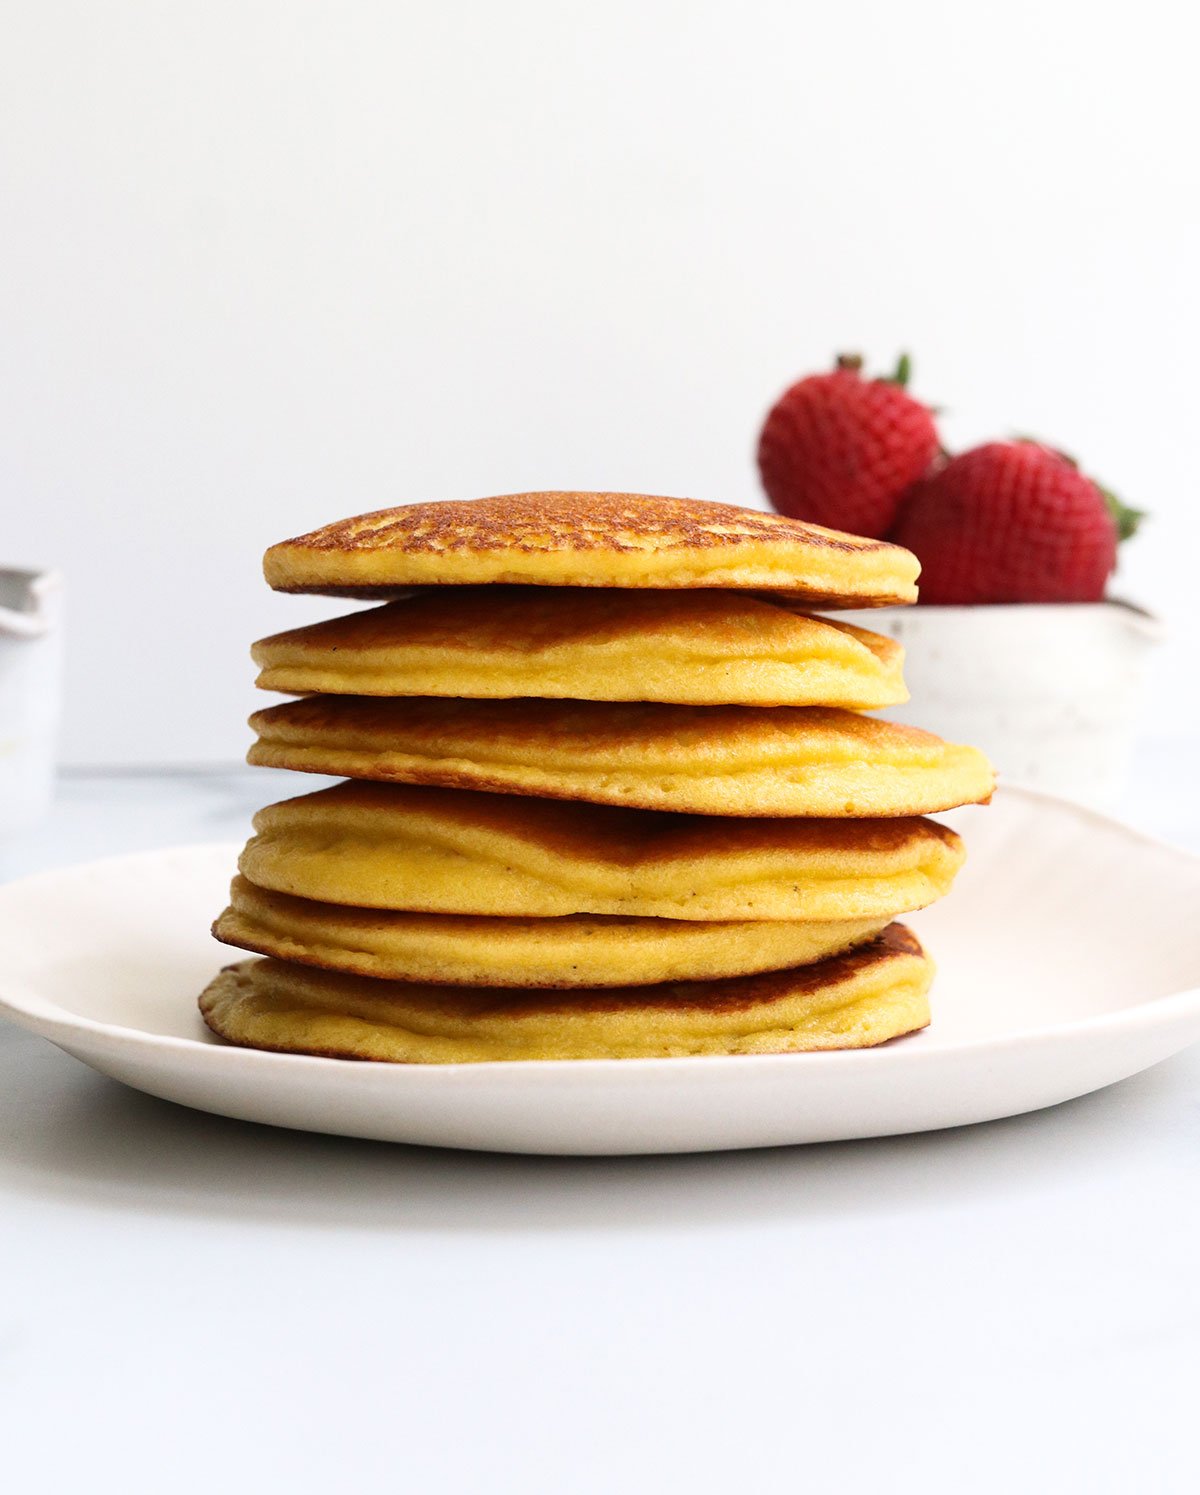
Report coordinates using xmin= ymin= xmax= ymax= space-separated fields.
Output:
xmin=263 ymin=492 xmax=920 ymax=606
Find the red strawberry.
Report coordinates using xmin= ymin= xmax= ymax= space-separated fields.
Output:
xmin=758 ymin=353 xmax=940 ymax=538
xmin=891 ymin=440 xmax=1140 ymax=604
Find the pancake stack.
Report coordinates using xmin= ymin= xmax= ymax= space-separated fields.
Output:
xmin=200 ymin=492 xmax=993 ymax=1062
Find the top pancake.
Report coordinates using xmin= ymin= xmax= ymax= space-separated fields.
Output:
xmin=251 ymin=588 xmax=908 ymax=710
xmin=262 ymin=492 xmax=920 ymax=607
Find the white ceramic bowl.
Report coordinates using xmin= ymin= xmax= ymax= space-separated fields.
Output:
xmin=829 ymin=601 xmax=1159 ymax=809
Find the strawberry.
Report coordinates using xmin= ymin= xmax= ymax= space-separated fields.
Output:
xmin=757 ymin=353 xmax=940 ymax=538
xmin=891 ymin=440 xmax=1141 ymax=604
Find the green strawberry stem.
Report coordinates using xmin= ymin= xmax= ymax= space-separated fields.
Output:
xmin=835 ymin=351 xmax=913 ymax=389
xmin=889 ymin=352 xmax=912 ymax=388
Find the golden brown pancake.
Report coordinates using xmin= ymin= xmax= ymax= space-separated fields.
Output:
xmin=238 ymin=781 xmax=965 ymax=921
xmin=199 ymin=925 xmax=933 ymax=1062
xmin=262 ymin=493 xmax=920 ymax=607
xmin=251 ymin=588 xmax=908 ymax=710
xmin=248 ymin=697 xmax=994 ymax=817
xmin=214 ymin=876 xmax=889 ymax=987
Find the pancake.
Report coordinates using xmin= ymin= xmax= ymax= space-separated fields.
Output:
xmin=251 ymin=589 xmax=907 ymax=709
xmin=198 ymin=925 xmax=933 ymax=1062
xmin=262 ymin=492 xmax=920 ymax=607
xmin=214 ymin=877 xmax=889 ymax=987
xmin=238 ymin=782 xmax=965 ymax=921
xmin=247 ymin=697 xmax=994 ymax=817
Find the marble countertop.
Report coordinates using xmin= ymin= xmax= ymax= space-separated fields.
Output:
xmin=2 ymin=760 xmax=1199 ymax=1494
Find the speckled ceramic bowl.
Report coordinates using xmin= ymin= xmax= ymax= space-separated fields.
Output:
xmin=829 ymin=601 xmax=1160 ymax=809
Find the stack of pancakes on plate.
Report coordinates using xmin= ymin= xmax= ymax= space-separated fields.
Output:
xmin=200 ymin=492 xmax=993 ymax=1062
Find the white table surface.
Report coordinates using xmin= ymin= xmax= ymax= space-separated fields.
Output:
xmin=2 ymin=755 xmax=1199 ymax=1495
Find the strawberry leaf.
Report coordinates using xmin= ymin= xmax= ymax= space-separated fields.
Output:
xmin=1100 ymin=486 xmax=1145 ymax=542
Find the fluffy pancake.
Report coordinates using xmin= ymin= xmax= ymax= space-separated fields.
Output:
xmin=238 ymin=781 xmax=965 ymax=921
xmin=199 ymin=925 xmax=933 ymax=1062
xmin=251 ymin=588 xmax=907 ymax=709
xmin=262 ymin=493 xmax=920 ymax=607
xmin=248 ymin=697 xmax=994 ymax=817
xmin=214 ymin=876 xmax=888 ymax=987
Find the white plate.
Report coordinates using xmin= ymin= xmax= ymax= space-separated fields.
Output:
xmin=1 ymin=785 xmax=1198 ymax=1155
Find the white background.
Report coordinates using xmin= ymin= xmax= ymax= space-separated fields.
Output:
xmin=2 ymin=0 xmax=1198 ymax=765
xmin=4 ymin=12 xmax=1200 ymax=1491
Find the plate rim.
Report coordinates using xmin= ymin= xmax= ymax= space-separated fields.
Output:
xmin=1 ymin=783 xmax=1199 ymax=1078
